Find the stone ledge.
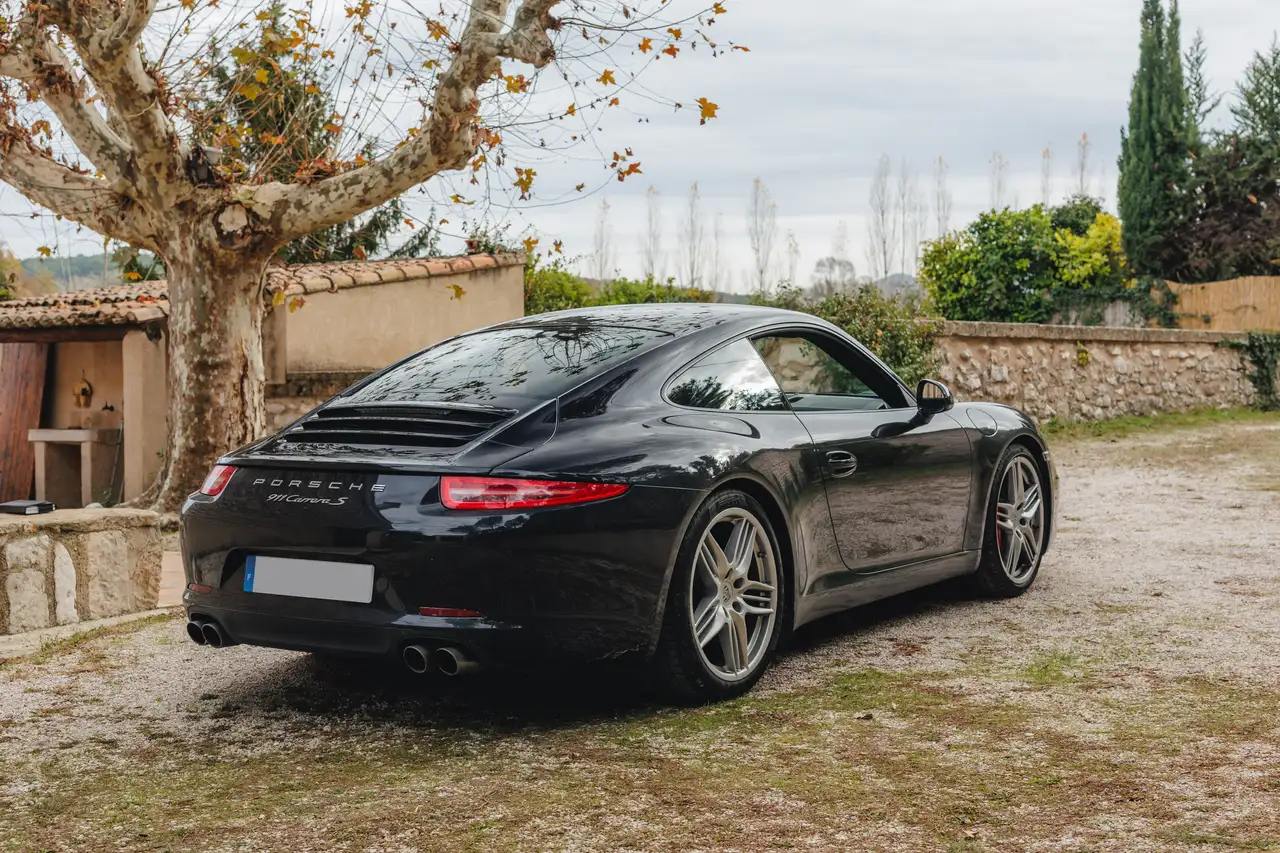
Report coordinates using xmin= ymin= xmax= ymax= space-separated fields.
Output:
xmin=0 ymin=508 xmax=159 ymax=535
xmin=0 ymin=509 xmax=162 ymax=635
xmin=940 ymin=320 xmax=1239 ymax=345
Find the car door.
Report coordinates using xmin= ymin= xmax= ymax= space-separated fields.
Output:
xmin=663 ymin=338 xmax=851 ymax=592
xmin=752 ymin=330 xmax=974 ymax=576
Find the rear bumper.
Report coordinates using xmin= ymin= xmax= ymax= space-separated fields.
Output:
xmin=185 ymin=602 xmax=568 ymax=665
xmin=180 ymin=479 xmax=703 ymax=665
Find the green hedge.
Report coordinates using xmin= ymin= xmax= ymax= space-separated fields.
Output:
xmin=525 ymin=259 xmax=942 ymax=388
xmin=524 ymin=258 xmax=712 ymax=314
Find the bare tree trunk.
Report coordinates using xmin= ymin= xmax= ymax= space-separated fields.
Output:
xmin=641 ymin=186 xmax=664 ymax=282
xmin=709 ymin=212 xmax=725 ymax=292
xmin=1076 ymin=132 xmax=1091 ymax=196
xmin=678 ymin=182 xmax=705 ymax=289
xmin=784 ymin=230 xmax=800 ymax=285
xmin=896 ymin=158 xmax=915 ymax=275
xmin=1041 ymin=146 xmax=1053 ymax=207
xmin=149 ymin=242 xmax=269 ymax=512
xmin=746 ymin=177 xmax=777 ymax=292
xmin=990 ymin=151 xmax=1008 ymax=210
xmin=590 ymin=198 xmax=615 ymax=283
xmin=933 ymin=156 xmax=952 ymax=240
xmin=866 ymin=155 xmax=894 ymax=280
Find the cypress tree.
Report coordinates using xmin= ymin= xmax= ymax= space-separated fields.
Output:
xmin=1118 ymin=0 xmax=1194 ymax=277
xmin=1118 ymin=0 xmax=1168 ymax=275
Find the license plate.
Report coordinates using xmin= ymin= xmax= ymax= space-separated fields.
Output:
xmin=244 ymin=556 xmax=374 ymax=604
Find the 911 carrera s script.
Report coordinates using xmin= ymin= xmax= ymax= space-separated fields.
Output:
xmin=265 ymin=493 xmax=351 ymax=506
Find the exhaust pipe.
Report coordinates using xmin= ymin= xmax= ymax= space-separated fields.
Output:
xmin=201 ymin=621 xmax=228 ymax=648
xmin=436 ymin=646 xmax=481 ymax=677
xmin=402 ymin=644 xmax=433 ymax=675
xmin=185 ymin=620 xmax=208 ymax=645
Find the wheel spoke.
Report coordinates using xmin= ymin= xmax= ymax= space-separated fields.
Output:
xmin=1022 ymin=526 xmax=1042 ymax=562
xmin=1012 ymin=461 xmax=1025 ymax=504
xmin=693 ymin=597 xmax=727 ymax=649
xmin=1005 ymin=529 xmax=1024 ymax=572
xmin=739 ymin=580 xmax=775 ymax=616
xmin=719 ymin=609 xmax=750 ymax=674
xmin=1020 ymin=483 xmax=1042 ymax=518
xmin=698 ymin=536 xmax=730 ymax=583
xmin=723 ymin=518 xmax=755 ymax=580
xmin=996 ymin=502 xmax=1017 ymax=530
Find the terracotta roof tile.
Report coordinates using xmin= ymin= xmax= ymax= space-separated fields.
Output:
xmin=0 ymin=253 xmax=524 ymax=331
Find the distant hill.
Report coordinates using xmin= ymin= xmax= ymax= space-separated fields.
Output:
xmin=19 ymin=253 xmax=147 ymax=292
xmin=874 ymin=273 xmax=920 ymax=298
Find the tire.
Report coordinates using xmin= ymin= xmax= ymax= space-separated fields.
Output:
xmin=971 ymin=443 xmax=1049 ymax=598
xmin=652 ymin=489 xmax=786 ymax=703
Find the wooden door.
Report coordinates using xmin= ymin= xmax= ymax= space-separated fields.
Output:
xmin=0 ymin=343 xmax=49 ymax=502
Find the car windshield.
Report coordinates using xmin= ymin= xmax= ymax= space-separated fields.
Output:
xmin=341 ymin=323 xmax=673 ymax=408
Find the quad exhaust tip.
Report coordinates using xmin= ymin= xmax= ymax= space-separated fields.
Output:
xmin=185 ymin=620 xmax=207 ymax=645
xmin=201 ymin=622 xmax=227 ymax=648
xmin=402 ymin=644 xmax=433 ymax=675
xmin=436 ymin=646 xmax=480 ymax=677
xmin=401 ymin=644 xmax=482 ymax=676
xmin=187 ymin=618 xmax=234 ymax=648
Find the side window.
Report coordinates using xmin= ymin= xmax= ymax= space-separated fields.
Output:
xmin=667 ymin=339 xmax=788 ymax=412
xmin=753 ymin=334 xmax=907 ymax=412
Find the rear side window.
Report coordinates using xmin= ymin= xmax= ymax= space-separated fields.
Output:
xmin=347 ymin=324 xmax=671 ymax=406
xmin=666 ymin=339 xmax=788 ymax=412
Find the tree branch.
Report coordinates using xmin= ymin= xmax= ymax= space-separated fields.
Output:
xmin=270 ymin=0 xmax=560 ymax=243
xmin=0 ymin=139 xmax=158 ymax=251
xmin=497 ymin=0 xmax=559 ymax=66
xmin=0 ymin=32 xmax=136 ymax=187
xmin=38 ymin=0 xmax=187 ymax=206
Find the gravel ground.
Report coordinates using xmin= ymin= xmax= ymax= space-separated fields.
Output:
xmin=1 ymin=416 xmax=1278 ymax=852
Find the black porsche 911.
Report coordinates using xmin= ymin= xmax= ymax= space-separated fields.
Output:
xmin=181 ymin=303 xmax=1057 ymax=701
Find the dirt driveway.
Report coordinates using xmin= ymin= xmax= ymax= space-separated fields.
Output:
xmin=2 ymin=413 xmax=1279 ymax=853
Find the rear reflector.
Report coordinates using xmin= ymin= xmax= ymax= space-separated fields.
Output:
xmin=187 ymin=583 xmax=212 ymax=595
xmin=199 ymin=465 xmax=236 ymax=497
xmin=440 ymin=476 xmax=628 ymax=510
xmin=418 ymin=607 xmax=484 ymax=618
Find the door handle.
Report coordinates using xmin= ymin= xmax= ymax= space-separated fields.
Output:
xmin=826 ymin=450 xmax=858 ymax=478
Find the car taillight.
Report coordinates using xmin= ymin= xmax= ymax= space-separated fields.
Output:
xmin=440 ymin=476 xmax=628 ymax=510
xmin=199 ymin=465 xmax=236 ymax=497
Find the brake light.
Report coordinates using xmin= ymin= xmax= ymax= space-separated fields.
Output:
xmin=199 ymin=465 xmax=236 ymax=497
xmin=418 ymin=607 xmax=484 ymax=618
xmin=440 ymin=476 xmax=628 ymax=510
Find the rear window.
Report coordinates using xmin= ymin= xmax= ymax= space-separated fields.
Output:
xmin=342 ymin=324 xmax=672 ymax=407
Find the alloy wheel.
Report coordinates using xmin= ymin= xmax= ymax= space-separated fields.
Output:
xmin=994 ymin=455 xmax=1046 ymax=583
xmin=687 ymin=508 xmax=779 ymax=682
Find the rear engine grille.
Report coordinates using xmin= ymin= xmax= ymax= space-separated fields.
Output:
xmin=282 ymin=403 xmax=515 ymax=448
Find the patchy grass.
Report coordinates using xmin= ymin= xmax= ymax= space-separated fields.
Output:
xmin=1041 ymin=407 xmax=1279 ymax=442
xmin=0 ymin=613 xmax=178 ymax=672
xmin=1021 ymin=650 xmax=1083 ymax=686
xmin=4 ymin=666 xmax=1279 ymax=852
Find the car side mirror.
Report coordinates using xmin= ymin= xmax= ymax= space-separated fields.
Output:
xmin=916 ymin=379 xmax=954 ymax=420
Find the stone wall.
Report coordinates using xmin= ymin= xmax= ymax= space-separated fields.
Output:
xmin=935 ymin=321 xmax=1253 ymax=422
xmin=265 ymin=371 xmax=368 ymax=432
xmin=0 ymin=509 xmax=161 ymax=635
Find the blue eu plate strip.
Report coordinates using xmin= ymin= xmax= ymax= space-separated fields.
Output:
xmin=243 ymin=556 xmax=256 ymax=592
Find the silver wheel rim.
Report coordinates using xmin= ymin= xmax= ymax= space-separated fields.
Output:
xmin=688 ymin=508 xmax=778 ymax=683
xmin=995 ymin=456 xmax=1045 ymax=584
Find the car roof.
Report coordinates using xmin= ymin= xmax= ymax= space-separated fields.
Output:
xmin=491 ymin=302 xmax=815 ymax=338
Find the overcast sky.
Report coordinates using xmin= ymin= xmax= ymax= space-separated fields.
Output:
xmin=1 ymin=0 xmax=1276 ymax=291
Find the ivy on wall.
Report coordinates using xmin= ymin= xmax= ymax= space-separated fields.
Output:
xmin=1222 ymin=332 xmax=1280 ymax=411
